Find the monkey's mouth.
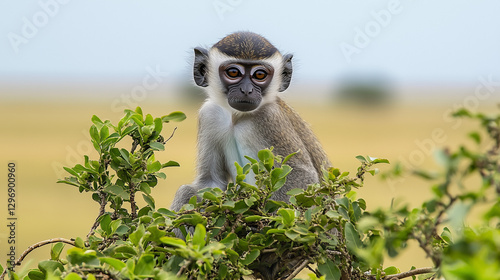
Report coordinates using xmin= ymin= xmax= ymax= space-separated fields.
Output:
xmin=228 ymin=98 xmax=261 ymax=112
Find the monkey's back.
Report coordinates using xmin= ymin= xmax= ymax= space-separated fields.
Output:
xmin=255 ymin=97 xmax=330 ymax=178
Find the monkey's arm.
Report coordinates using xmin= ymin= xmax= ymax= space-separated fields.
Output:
xmin=170 ymin=102 xmax=229 ymax=211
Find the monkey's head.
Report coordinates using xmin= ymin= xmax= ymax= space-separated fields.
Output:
xmin=193 ymin=32 xmax=293 ymax=113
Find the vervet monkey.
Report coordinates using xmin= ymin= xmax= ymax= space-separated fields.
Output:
xmin=171 ymin=31 xmax=330 ymax=212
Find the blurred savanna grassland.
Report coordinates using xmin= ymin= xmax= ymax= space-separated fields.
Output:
xmin=1 ymin=83 xmax=499 ymax=276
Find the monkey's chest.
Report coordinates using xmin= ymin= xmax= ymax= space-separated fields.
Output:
xmin=217 ymin=121 xmax=263 ymax=182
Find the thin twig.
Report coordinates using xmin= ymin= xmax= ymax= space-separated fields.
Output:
xmin=0 ymin=238 xmax=76 ymax=279
xmin=326 ymin=249 xmax=343 ymax=256
xmin=384 ymin=267 xmax=435 ymax=280
xmin=162 ymin=127 xmax=178 ymax=144
xmin=306 ymin=265 xmax=321 ymax=277
xmin=284 ymin=259 xmax=310 ymax=280
xmin=176 ymin=260 xmax=192 ymax=278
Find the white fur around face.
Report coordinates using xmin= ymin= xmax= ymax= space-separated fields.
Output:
xmin=204 ymin=49 xmax=284 ymax=116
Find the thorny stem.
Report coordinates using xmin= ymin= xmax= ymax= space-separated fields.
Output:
xmin=130 ymin=182 xmax=137 ymax=219
xmin=130 ymin=138 xmax=139 ymax=154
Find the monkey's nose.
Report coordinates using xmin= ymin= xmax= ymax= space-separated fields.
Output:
xmin=241 ymin=84 xmax=254 ymax=95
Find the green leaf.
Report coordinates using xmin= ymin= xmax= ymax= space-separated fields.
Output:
xmin=282 ymin=151 xmax=298 ymax=165
xmin=50 ymin=242 xmax=65 ymax=260
xmin=144 ymin=114 xmax=154 ymax=125
xmin=104 ymin=185 xmax=129 ymax=200
xmin=64 ymin=273 xmax=82 ymax=280
xmin=285 ymin=230 xmax=300 ymax=240
xmin=202 ymin=191 xmax=220 ymax=203
xmin=141 ymin=126 xmax=152 ymax=136
xmin=258 ymin=149 xmax=274 ymax=171
xmin=266 ymin=229 xmax=286 ymax=234
xmin=278 ymin=208 xmax=295 ymax=227
xmin=240 ymin=249 xmax=260 ymax=266
xmin=149 ymin=142 xmax=165 ymax=151
xmin=344 ymin=222 xmax=363 ymax=254
xmin=63 ymin=167 xmax=79 ymax=177
xmin=244 ymin=215 xmax=263 ymax=222
xmin=38 ymin=260 xmax=64 ymax=274
xmin=135 ymin=254 xmax=154 ymax=276
xmin=318 ymin=259 xmax=341 ymax=280
xmin=286 ymin=188 xmax=304 ymax=196
xmin=355 ymin=155 xmax=367 ymax=163
xmin=131 ymin=115 xmax=144 ymax=126
xmin=384 ymin=266 xmax=401 ymax=275
xmin=142 ymin=194 xmax=155 ymax=210
xmin=163 ymin=161 xmax=180 ymax=168
xmin=193 ymin=224 xmax=206 ymax=248
xmin=74 ymin=237 xmax=85 ymax=249
xmin=114 ymin=245 xmax=138 ymax=258
xmin=135 ymin=106 xmax=143 ymax=116
xmin=129 ymin=224 xmax=145 ymax=246
xmin=100 ymin=257 xmax=126 ymax=271
xmin=153 ymin=117 xmax=163 ymax=135
xmin=160 ymin=237 xmax=187 ymax=248
xmin=91 ymin=115 xmax=103 ymax=125
xmin=28 ymin=270 xmax=45 ymax=280
xmin=89 ymin=125 xmax=100 ymax=143
xmin=121 ymin=125 xmax=136 ymax=136
xmin=175 ymin=213 xmax=206 ymax=226
xmin=147 ymin=161 xmax=162 ymax=173
xmin=221 ymin=233 xmax=238 ymax=248
xmin=100 ymin=125 xmax=109 ymax=141
xmin=100 ymin=214 xmax=112 ymax=235
xmin=371 ymin=158 xmax=390 ymax=164
xmin=162 ymin=111 xmax=186 ymax=122
xmin=119 ymin=149 xmax=131 ymax=165
xmin=468 ymin=131 xmax=481 ymax=144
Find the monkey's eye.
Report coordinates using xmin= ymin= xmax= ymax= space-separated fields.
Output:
xmin=226 ymin=68 xmax=241 ymax=78
xmin=253 ymin=70 xmax=267 ymax=80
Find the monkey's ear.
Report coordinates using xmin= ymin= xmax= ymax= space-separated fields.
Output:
xmin=193 ymin=47 xmax=209 ymax=87
xmin=279 ymin=54 xmax=293 ymax=92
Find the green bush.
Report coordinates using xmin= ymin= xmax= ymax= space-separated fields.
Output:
xmin=1 ymin=106 xmax=499 ymax=280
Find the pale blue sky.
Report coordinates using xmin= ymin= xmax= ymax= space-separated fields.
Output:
xmin=1 ymin=0 xmax=499 ymax=88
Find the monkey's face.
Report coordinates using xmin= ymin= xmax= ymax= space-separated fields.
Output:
xmin=218 ymin=62 xmax=274 ymax=112
xmin=193 ymin=32 xmax=293 ymax=114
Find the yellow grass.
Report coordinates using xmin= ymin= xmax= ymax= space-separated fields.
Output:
xmin=0 ymin=95 xmax=498 ymax=276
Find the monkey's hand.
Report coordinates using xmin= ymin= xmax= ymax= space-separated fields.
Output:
xmin=170 ymin=184 xmax=198 ymax=212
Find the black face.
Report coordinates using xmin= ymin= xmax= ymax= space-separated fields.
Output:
xmin=218 ymin=62 xmax=274 ymax=112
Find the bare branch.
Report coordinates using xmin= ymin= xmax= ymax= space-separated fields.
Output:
xmin=1 ymin=238 xmax=76 ymax=279
xmin=87 ymin=191 xmax=107 ymax=238
xmin=176 ymin=260 xmax=192 ymax=278
xmin=284 ymin=259 xmax=309 ymax=280
xmin=384 ymin=267 xmax=435 ymax=280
